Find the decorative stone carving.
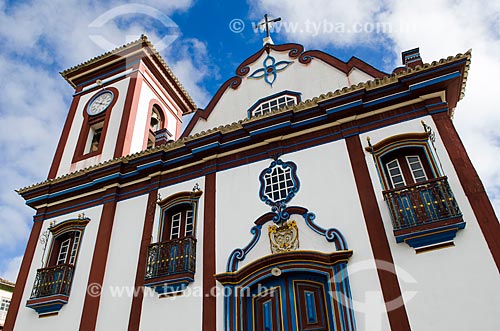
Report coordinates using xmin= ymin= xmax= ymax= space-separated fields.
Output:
xmin=268 ymin=220 xmax=299 ymax=253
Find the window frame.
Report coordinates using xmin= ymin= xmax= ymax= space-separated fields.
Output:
xmin=405 ymin=155 xmax=428 ymax=183
xmin=247 ymin=91 xmax=301 ymax=118
xmin=386 ymin=158 xmax=406 ymax=188
xmin=380 ymin=146 xmax=437 ymax=190
xmin=156 ymin=191 xmax=203 ymax=244
xmin=366 ymin=132 xmax=440 ymax=191
xmin=45 ymin=218 xmax=90 ymax=268
xmin=56 ymin=238 xmax=71 ymax=265
xmin=251 ymin=94 xmax=297 ymax=117
xmin=263 ymin=164 xmax=295 ymax=203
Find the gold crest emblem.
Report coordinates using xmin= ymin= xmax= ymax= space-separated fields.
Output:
xmin=268 ymin=220 xmax=299 ymax=253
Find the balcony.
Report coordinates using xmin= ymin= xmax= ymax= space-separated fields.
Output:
xmin=383 ymin=176 xmax=466 ymax=250
xmin=26 ymin=264 xmax=74 ymax=315
xmin=145 ymin=237 xmax=197 ymax=294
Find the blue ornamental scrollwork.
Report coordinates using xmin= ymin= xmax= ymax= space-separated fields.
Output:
xmin=258 ymin=159 xmax=300 ymax=223
xmin=227 ymin=225 xmax=262 ymax=272
xmin=303 ymin=211 xmax=348 ymax=250
xmin=248 ymin=54 xmax=293 ymax=86
xmin=225 ymin=161 xmax=349 ymax=273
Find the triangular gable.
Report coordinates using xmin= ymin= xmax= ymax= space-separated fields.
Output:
xmin=181 ymin=43 xmax=386 ymax=137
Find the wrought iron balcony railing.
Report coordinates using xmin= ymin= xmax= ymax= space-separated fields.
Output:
xmin=30 ymin=264 xmax=74 ymax=299
xmin=383 ymin=176 xmax=462 ymax=231
xmin=145 ymin=237 xmax=197 ymax=280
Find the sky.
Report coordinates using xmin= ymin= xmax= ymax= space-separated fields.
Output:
xmin=0 ymin=0 xmax=499 ymax=282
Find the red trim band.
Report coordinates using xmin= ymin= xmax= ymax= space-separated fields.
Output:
xmin=345 ymin=135 xmax=412 ymax=331
xmin=203 ymin=172 xmax=216 ymax=331
xmin=432 ymin=112 xmax=500 ymax=272
xmin=127 ymin=186 xmax=159 ymax=331
xmin=48 ymin=86 xmax=83 ymax=179
xmin=3 ymin=218 xmax=44 ymax=331
xmin=79 ymin=189 xmax=118 ymax=331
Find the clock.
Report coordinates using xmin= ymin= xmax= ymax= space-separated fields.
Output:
xmin=87 ymin=91 xmax=114 ymax=116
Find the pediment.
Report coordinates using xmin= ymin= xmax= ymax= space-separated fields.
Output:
xmin=183 ymin=43 xmax=387 ymax=136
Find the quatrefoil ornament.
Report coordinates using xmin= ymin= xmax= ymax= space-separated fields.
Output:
xmin=248 ymin=54 xmax=293 ymax=87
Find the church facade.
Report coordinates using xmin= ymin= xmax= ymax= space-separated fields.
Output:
xmin=4 ymin=35 xmax=500 ymax=331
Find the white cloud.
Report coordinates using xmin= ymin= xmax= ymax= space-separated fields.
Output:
xmin=163 ymin=38 xmax=217 ymax=108
xmin=250 ymin=0 xmax=500 ymax=216
xmin=0 ymin=0 xmax=207 ymax=266
xmin=249 ymin=0 xmax=386 ymax=47
xmin=0 ymin=255 xmax=23 ymax=283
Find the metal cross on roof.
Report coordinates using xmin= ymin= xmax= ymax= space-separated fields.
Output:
xmin=254 ymin=14 xmax=281 ymax=38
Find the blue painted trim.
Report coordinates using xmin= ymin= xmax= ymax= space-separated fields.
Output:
xmin=409 ymin=72 xmax=461 ymax=91
xmin=226 ymin=206 xmax=349 ymax=272
xmin=222 ymin=263 xmax=355 ymax=331
xmin=364 ymin=91 xmax=411 ymax=108
xmin=246 ymin=112 xmax=292 ymax=127
xmin=318 ymin=90 xmax=364 ymax=107
xmin=220 ymin=136 xmax=252 ymax=148
xmin=226 ymin=225 xmax=262 ymax=272
xmin=258 ymin=159 xmax=301 ymax=224
xmin=395 ymin=221 xmax=466 ymax=247
xmin=326 ymin=100 xmax=363 ymax=114
xmin=248 ymin=121 xmax=290 ymax=136
xmin=30 ymin=105 xmax=450 ymax=218
xmin=399 ymin=60 xmax=466 ymax=83
xmin=191 ymin=142 xmax=221 ymax=154
xmin=248 ymin=54 xmax=293 ymax=87
xmin=302 ymin=211 xmax=348 ymax=250
xmin=305 ymin=291 xmax=317 ymax=323
xmin=26 ymin=296 xmax=69 ymax=315
xmin=152 ymin=280 xmax=191 ymax=294
xmin=290 ymin=114 xmax=329 ymax=129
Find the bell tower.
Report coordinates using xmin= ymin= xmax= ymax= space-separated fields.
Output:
xmin=48 ymin=35 xmax=196 ymax=179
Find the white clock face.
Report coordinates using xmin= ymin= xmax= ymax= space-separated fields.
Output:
xmin=87 ymin=91 xmax=113 ymax=116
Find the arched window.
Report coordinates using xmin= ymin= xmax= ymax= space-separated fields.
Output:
xmin=27 ymin=217 xmax=90 ymax=315
xmin=159 ymin=202 xmax=195 ymax=241
xmin=150 ymin=105 xmax=163 ymax=132
xmin=145 ymin=190 xmax=203 ymax=295
xmin=380 ymin=146 xmax=435 ymax=189
xmin=367 ymin=132 xmax=440 ymax=190
xmin=147 ymin=104 xmax=165 ymax=149
xmin=248 ymin=91 xmax=301 ymax=118
xmin=48 ymin=230 xmax=81 ymax=266
xmin=366 ymin=131 xmax=465 ymax=250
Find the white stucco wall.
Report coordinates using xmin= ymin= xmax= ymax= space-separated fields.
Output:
xmin=139 ymin=177 xmax=205 ymax=331
xmin=215 ymin=140 xmax=390 ymax=331
xmin=13 ymin=205 xmax=103 ymax=331
xmin=95 ymin=195 xmax=148 ymax=331
xmin=129 ymin=69 xmax=182 ymax=154
xmin=359 ymin=116 xmax=500 ymax=330
xmin=348 ymin=67 xmax=376 ymax=86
